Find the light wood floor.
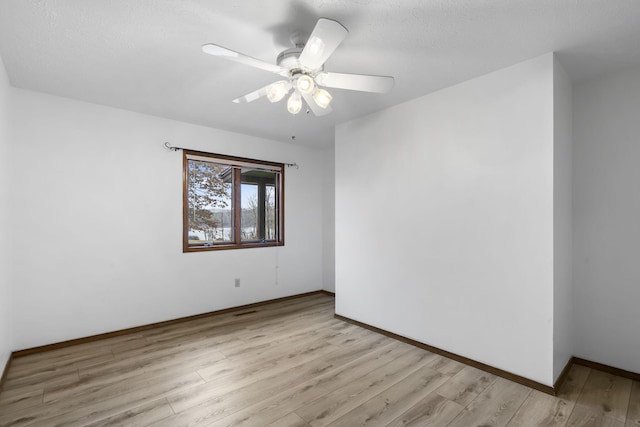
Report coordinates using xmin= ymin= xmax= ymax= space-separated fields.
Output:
xmin=0 ymin=294 xmax=638 ymax=427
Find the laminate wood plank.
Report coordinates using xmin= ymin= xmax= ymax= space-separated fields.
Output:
xmin=325 ymin=321 xmax=362 ymax=336
xmin=233 ymin=315 xmax=338 ymax=344
xmin=6 ymin=349 xmax=113 ymax=378
xmin=76 ymin=355 xmax=145 ymax=383
xmin=198 ymin=337 xmax=337 ymax=388
xmin=53 ymin=337 xmax=228 ymax=388
xmin=83 ymin=397 xmax=174 ymax=427
xmin=196 ymin=338 xmax=339 ymax=386
xmin=295 ymin=347 xmax=436 ymax=427
xmin=0 ymin=371 xmax=204 ymax=427
xmin=566 ymin=403 xmax=626 ymax=427
xmin=325 ymin=365 xmax=449 ymax=427
xmin=251 ymin=320 xmax=340 ymax=357
xmin=43 ymin=348 xmax=225 ymax=404
xmin=4 ymin=352 xmax=115 ymax=396
xmin=157 ymin=358 xmax=337 ymax=427
xmin=577 ymin=368 xmax=633 ymax=422
xmin=11 ymin=335 xmax=130 ymax=361
xmin=324 ymin=324 xmax=399 ymax=349
xmin=220 ymin=328 xmax=330 ymax=362
xmin=139 ymin=317 xmax=242 ymax=342
xmin=266 ymin=412 xmax=310 ymax=427
xmin=386 ymin=392 xmax=464 ymax=427
xmin=425 ymin=355 xmax=467 ymax=376
xmin=435 ymin=365 xmax=496 ymax=406
xmin=206 ymin=381 xmax=330 ymax=427
xmin=99 ymin=333 xmax=150 ymax=348
xmin=310 ymin=340 xmax=420 ymax=392
xmin=446 ymin=377 xmax=532 ymax=427
xmin=324 ymin=328 xmax=383 ymax=348
xmin=43 ymin=372 xmax=200 ymax=426
xmin=181 ymin=340 xmax=339 ymax=407
xmin=199 ymin=334 xmax=410 ymax=426
xmin=557 ymin=364 xmax=591 ymax=401
xmin=217 ymin=319 xmax=339 ymax=360
xmin=626 ymin=380 xmax=640 ymax=427
xmin=0 ymin=388 xmax=43 ymax=413
xmin=240 ymin=296 xmax=333 ymax=320
xmin=9 ymin=340 xmax=115 ymax=368
xmin=110 ymin=330 xmax=237 ymax=366
xmin=2 ymin=366 xmax=79 ymax=394
xmin=507 ymin=390 xmax=572 ymax=427
xmin=215 ymin=299 xmax=333 ymax=335
xmin=241 ymin=302 xmax=335 ymax=330
xmin=125 ymin=339 xmax=228 ymax=376
xmin=106 ymin=335 xmax=151 ymax=355
xmin=507 ymin=364 xmax=592 ymax=427
xmin=253 ymin=336 xmax=407 ymax=400
xmin=133 ymin=317 xmax=248 ymax=343
xmin=240 ymin=300 xmax=336 ymax=330
xmin=230 ymin=324 xmax=339 ymax=355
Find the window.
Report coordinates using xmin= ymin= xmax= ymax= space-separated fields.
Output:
xmin=183 ymin=150 xmax=284 ymax=251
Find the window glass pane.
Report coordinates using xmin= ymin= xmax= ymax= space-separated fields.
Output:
xmin=186 ymin=160 xmax=233 ymax=246
xmin=241 ymin=182 xmax=258 ymax=241
xmin=240 ymin=169 xmax=278 ymax=242
xmin=265 ymin=184 xmax=277 ymax=241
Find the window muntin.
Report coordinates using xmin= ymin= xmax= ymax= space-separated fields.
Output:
xmin=183 ymin=151 xmax=283 ymax=251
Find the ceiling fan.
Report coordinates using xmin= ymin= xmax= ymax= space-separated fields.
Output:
xmin=202 ymin=18 xmax=394 ymax=116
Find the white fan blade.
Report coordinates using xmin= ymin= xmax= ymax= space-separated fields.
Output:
xmin=298 ymin=18 xmax=348 ymax=70
xmin=316 ymin=72 xmax=394 ymax=93
xmin=301 ymin=91 xmax=332 ymax=117
xmin=202 ymin=44 xmax=289 ymax=77
xmin=232 ymin=84 xmax=270 ymax=104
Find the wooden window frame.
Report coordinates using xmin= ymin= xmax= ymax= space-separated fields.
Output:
xmin=182 ymin=150 xmax=284 ymax=252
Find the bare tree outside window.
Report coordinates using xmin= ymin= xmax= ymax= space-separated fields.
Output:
xmin=187 ymin=161 xmax=232 ymax=243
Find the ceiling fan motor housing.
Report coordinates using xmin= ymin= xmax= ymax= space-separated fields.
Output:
xmin=277 ymin=47 xmax=304 ymax=71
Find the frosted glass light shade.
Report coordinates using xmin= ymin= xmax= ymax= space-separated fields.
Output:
xmin=266 ymin=81 xmax=289 ymax=103
xmin=312 ymin=88 xmax=332 ymax=109
xmin=296 ymin=75 xmax=315 ymax=94
xmin=287 ymin=91 xmax=302 ymax=114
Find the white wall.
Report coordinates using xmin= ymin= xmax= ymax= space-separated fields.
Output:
xmin=10 ymin=88 xmax=325 ymax=350
xmin=322 ymin=144 xmax=335 ymax=292
xmin=336 ymin=54 xmax=556 ymax=385
xmin=0 ymin=55 xmax=13 ymax=370
xmin=573 ymin=65 xmax=640 ymax=374
xmin=552 ymin=56 xmax=573 ymax=380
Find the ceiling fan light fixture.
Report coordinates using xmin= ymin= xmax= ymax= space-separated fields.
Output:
xmin=203 ymin=18 xmax=394 ymax=117
xmin=266 ymin=81 xmax=289 ymax=103
xmin=313 ymin=88 xmax=333 ymax=109
xmin=287 ymin=91 xmax=303 ymax=114
xmin=296 ymin=74 xmax=315 ymax=94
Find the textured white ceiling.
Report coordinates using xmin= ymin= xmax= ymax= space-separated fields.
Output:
xmin=1 ymin=0 xmax=639 ymax=147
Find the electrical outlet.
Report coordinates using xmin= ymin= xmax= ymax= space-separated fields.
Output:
xmin=234 ymin=278 xmax=240 ymax=288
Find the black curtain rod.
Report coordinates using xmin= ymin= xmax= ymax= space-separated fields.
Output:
xmin=164 ymin=142 xmax=299 ymax=169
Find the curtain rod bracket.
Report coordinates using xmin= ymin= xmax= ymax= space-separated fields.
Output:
xmin=164 ymin=142 xmax=181 ymax=152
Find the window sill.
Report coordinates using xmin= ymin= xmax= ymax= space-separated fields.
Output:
xmin=183 ymin=241 xmax=284 ymax=252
